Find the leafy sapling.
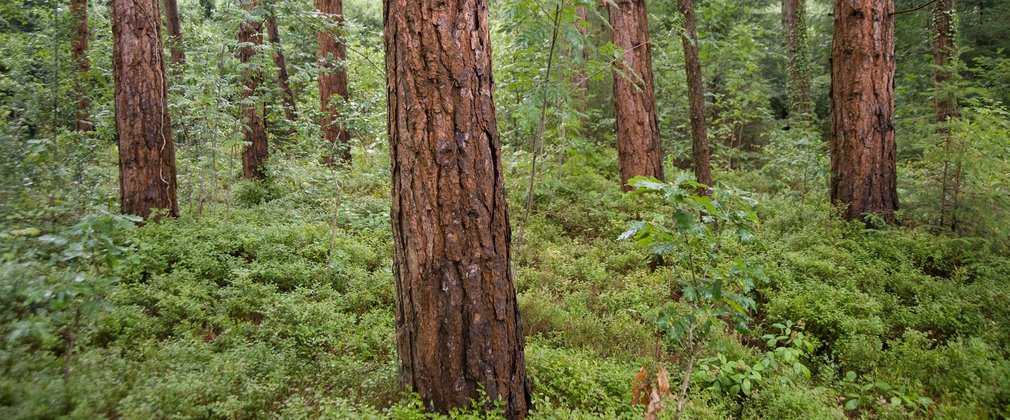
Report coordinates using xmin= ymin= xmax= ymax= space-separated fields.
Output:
xmin=620 ymin=175 xmax=765 ymax=417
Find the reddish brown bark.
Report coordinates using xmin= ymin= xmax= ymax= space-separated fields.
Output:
xmin=384 ymin=0 xmax=530 ymax=417
xmin=317 ymin=0 xmax=350 ymax=163
xmin=609 ymin=0 xmax=664 ymax=191
xmin=678 ymin=0 xmax=712 ymax=190
xmin=783 ymin=0 xmax=814 ymax=119
xmin=111 ymin=0 xmax=178 ymax=218
xmin=163 ymin=0 xmax=185 ymax=65
xmin=829 ymin=0 xmax=897 ymax=223
xmin=71 ymin=0 xmax=92 ymax=132
xmin=239 ymin=0 xmax=268 ymax=179
xmin=266 ymin=14 xmax=297 ymax=121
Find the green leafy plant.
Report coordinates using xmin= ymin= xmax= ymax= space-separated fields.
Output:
xmin=621 ymin=174 xmax=765 ymax=414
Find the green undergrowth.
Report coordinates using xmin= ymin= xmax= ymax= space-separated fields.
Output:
xmin=2 ymin=151 xmax=1009 ymax=418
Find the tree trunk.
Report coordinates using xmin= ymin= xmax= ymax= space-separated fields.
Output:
xmin=572 ymin=5 xmax=590 ymax=112
xmin=70 ymin=0 xmax=92 ymax=132
xmin=384 ymin=0 xmax=530 ymax=417
xmin=111 ymin=0 xmax=178 ymax=218
xmin=783 ymin=0 xmax=814 ymax=120
xmin=829 ymin=0 xmax=897 ymax=224
xmin=678 ymin=0 xmax=712 ymax=189
xmin=163 ymin=0 xmax=185 ymax=66
xmin=266 ymin=13 xmax=297 ymax=121
xmin=609 ymin=0 xmax=664 ymax=191
xmin=239 ymin=0 xmax=268 ymax=179
xmin=317 ymin=0 xmax=350 ymax=163
xmin=933 ymin=0 xmax=960 ymax=229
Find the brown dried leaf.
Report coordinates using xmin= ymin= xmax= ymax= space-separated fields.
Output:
xmin=645 ymin=388 xmax=665 ymax=420
xmin=657 ymin=365 xmax=672 ymax=400
xmin=631 ymin=367 xmax=649 ymax=406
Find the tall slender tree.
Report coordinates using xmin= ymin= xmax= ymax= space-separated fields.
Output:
xmin=111 ymin=0 xmax=178 ymax=218
xmin=572 ymin=5 xmax=590 ymax=112
xmin=266 ymin=10 xmax=297 ymax=121
xmin=316 ymin=0 xmax=350 ymax=163
xmin=70 ymin=0 xmax=91 ymax=132
xmin=384 ymin=0 xmax=530 ymax=417
xmin=678 ymin=0 xmax=712 ymax=190
xmin=830 ymin=0 xmax=897 ymax=223
xmin=933 ymin=0 xmax=962 ymax=229
xmin=783 ymin=0 xmax=814 ymax=120
xmin=163 ymin=0 xmax=185 ymax=66
xmin=239 ymin=0 xmax=268 ymax=179
xmin=609 ymin=0 xmax=664 ymax=191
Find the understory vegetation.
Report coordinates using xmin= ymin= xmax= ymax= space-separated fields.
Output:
xmin=3 ymin=0 xmax=1010 ymax=418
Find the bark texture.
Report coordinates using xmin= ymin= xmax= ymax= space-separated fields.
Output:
xmin=830 ymin=0 xmax=897 ymax=223
xmin=163 ymin=0 xmax=185 ymax=65
xmin=317 ymin=0 xmax=350 ymax=163
xmin=71 ymin=0 xmax=92 ymax=132
xmin=239 ymin=0 xmax=268 ymax=179
xmin=111 ymin=0 xmax=178 ymax=218
xmin=678 ymin=0 xmax=712 ymax=189
xmin=384 ymin=0 xmax=530 ymax=417
xmin=609 ymin=0 xmax=664 ymax=191
xmin=266 ymin=13 xmax=297 ymax=121
xmin=783 ymin=0 xmax=814 ymax=119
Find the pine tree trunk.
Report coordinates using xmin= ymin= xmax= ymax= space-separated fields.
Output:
xmin=933 ymin=0 xmax=960 ymax=229
xmin=609 ymin=0 xmax=664 ymax=191
xmin=678 ymin=0 xmax=712 ymax=189
xmin=70 ymin=0 xmax=92 ymax=132
xmin=783 ymin=0 xmax=814 ymax=120
xmin=111 ymin=0 xmax=178 ymax=218
xmin=266 ymin=14 xmax=297 ymax=121
xmin=239 ymin=0 xmax=267 ymax=179
xmin=163 ymin=0 xmax=185 ymax=65
xmin=829 ymin=0 xmax=897 ymax=223
xmin=384 ymin=0 xmax=530 ymax=417
xmin=317 ymin=0 xmax=350 ymax=163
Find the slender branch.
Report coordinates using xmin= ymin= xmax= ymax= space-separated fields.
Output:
xmin=515 ymin=3 xmax=563 ymax=255
xmin=893 ymin=0 xmax=939 ymax=15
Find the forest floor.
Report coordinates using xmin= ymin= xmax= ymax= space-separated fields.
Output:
xmin=2 ymin=146 xmax=1009 ymax=418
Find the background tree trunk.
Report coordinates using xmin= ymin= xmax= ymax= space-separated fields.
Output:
xmin=609 ymin=0 xmax=664 ymax=191
xmin=317 ymin=0 xmax=350 ymax=164
xmin=679 ymin=0 xmax=712 ymax=189
xmin=933 ymin=0 xmax=961 ymax=229
xmin=830 ymin=0 xmax=897 ymax=223
xmin=71 ymin=0 xmax=92 ymax=132
xmin=239 ymin=0 xmax=267 ymax=179
xmin=384 ymin=0 xmax=530 ymax=417
xmin=572 ymin=5 xmax=590 ymax=112
xmin=111 ymin=0 xmax=178 ymax=218
xmin=266 ymin=13 xmax=297 ymax=121
xmin=163 ymin=0 xmax=185 ymax=66
xmin=783 ymin=0 xmax=814 ymax=120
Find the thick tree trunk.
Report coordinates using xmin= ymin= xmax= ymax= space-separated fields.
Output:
xmin=239 ymin=0 xmax=268 ymax=179
xmin=111 ymin=0 xmax=178 ymax=218
xmin=678 ymin=0 xmax=712 ymax=189
xmin=609 ymin=0 xmax=664 ymax=191
xmin=783 ymin=0 xmax=814 ymax=120
xmin=266 ymin=14 xmax=297 ymax=121
xmin=933 ymin=0 xmax=961 ymax=229
xmin=71 ymin=0 xmax=92 ymax=132
xmin=384 ymin=0 xmax=530 ymax=417
xmin=829 ymin=0 xmax=897 ymax=223
xmin=163 ymin=0 xmax=185 ymax=66
xmin=317 ymin=0 xmax=350 ymax=163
